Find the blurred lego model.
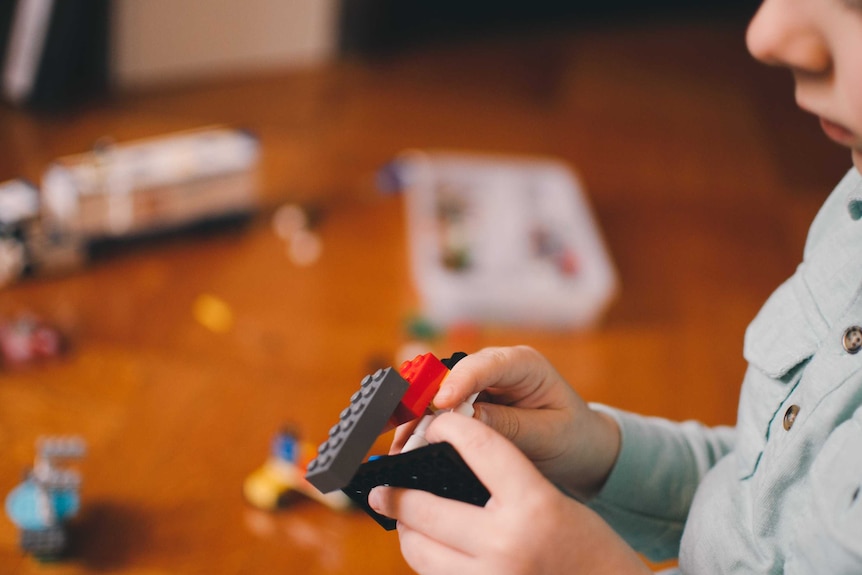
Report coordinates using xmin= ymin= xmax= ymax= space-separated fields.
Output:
xmin=0 ymin=127 xmax=260 ymax=288
xmin=5 ymin=436 xmax=86 ymax=560
xmin=41 ymin=127 xmax=259 ymax=245
xmin=305 ymin=352 xmax=488 ymax=529
xmin=0 ymin=314 xmax=66 ymax=368
xmin=243 ymin=427 xmax=352 ymax=512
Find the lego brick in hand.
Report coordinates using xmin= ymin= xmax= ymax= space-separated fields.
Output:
xmin=387 ymin=351 xmax=470 ymax=430
xmin=342 ymin=441 xmax=490 ymax=530
xmin=389 ymin=353 xmax=450 ymax=429
xmin=305 ymin=368 xmax=410 ymax=493
xmin=440 ymin=351 xmax=468 ymax=370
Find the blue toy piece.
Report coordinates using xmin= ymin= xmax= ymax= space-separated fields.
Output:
xmin=6 ymin=479 xmax=81 ymax=529
xmin=4 ymin=436 xmax=86 ymax=560
xmin=271 ymin=428 xmax=300 ymax=463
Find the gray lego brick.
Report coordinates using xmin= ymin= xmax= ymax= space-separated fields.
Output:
xmin=305 ymin=367 xmax=410 ymax=493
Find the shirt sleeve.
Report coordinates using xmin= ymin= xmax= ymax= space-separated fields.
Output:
xmin=585 ymin=404 xmax=735 ymax=562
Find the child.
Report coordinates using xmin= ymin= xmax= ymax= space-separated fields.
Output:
xmin=368 ymin=0 xmax=862 ymax=572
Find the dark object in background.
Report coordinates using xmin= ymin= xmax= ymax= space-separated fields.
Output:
xmin=0 ymin=0 xmax=109 ymax=111
xmin=338 ymin=0 xmax=758 ymax=56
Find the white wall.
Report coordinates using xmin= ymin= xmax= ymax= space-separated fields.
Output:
xmin=112 ymin=0 xmax=339 ymax=89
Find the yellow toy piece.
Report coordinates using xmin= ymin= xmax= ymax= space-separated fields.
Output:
xmin=243 ymin=430 xmax=352 ymax=512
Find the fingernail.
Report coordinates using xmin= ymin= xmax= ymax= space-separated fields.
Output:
xmin=433 ymin=387 xmax=453 ymax=408
xmin=368 ymin=487 xmax=382 ymax=511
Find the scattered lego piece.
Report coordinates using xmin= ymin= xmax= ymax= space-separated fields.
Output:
xmin=272 ymin=204 xmax=309 ymax=241
xmin=343 ymin=442 xmax=490 ymax=531
xmin=193 ymin=293 xmax=234 ymax=334
xmin=403 ymin=314 xmax=441 ymax=341
xmin=272 ymin=203 xmax=324 ymax=267
xmin=375 ymin=160 xmax=407 ymax=195
xmin=305 ymin=368 xmax=410 ymax=493
xmin=243 ymin=428 xmax=352 ymax=512
xmin=5 ymin=436 xmax=86 ymax=560
xmin=0 ymin=314 xmax=65 ymax=368
xmin=287 ymin=228 xmax=322 ymax=267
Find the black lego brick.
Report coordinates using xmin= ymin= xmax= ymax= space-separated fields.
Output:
xmin=305 ymin=367 xmax=410 ymax=493
xmin=440 ymin=352 xmax=467 ymax=370
xmin=342 ymin=441 xmax=490 ymax=530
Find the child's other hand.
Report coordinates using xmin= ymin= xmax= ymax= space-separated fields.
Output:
xmin=394 ymin=346 xmax=619 ymax=499
xmin=370 ymin=412 xmax=650 ymax=575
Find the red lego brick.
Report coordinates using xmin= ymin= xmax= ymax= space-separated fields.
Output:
xmin=387 ymin=353 xmax=449 ymax=430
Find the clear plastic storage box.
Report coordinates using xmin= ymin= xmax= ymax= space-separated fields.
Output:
xmin=392 ymin=151 xmax=618 ymax=329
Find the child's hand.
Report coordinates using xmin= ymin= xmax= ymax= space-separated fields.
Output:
xmin=393 ymin=346 xmax=620 ymax=499
xmin=370 ymin=412 xmax=650 ymax=575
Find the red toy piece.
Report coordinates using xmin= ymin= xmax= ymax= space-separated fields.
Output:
xmin=305 ymin=352 xmax=467 ymax=495
xmin=0 ymin=315 xmax=65 ymax=368
xmin=387 ymin=353 xmax=450 ymax=430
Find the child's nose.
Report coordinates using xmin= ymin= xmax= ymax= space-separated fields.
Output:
xmin=746 ymin=0 xmax=831 ymax=74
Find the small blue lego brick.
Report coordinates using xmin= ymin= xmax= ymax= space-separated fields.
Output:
xmin=305 ymin=367 xmax=410 ymax=493
xmin=342 ymin=441 xmax=490 ymax=530
xmin=271 ymin=427 xmax=300 ymax=463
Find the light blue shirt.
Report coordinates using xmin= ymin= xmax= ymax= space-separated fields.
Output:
xmin=589 ymin=168 xmax=862 ymax=573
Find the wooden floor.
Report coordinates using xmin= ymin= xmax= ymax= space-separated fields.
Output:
xmin=0 ymin=14 xmax=851 ymax=574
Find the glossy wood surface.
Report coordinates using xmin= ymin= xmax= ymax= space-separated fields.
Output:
xmin=0 ymin=16 xmax=850 ymax=574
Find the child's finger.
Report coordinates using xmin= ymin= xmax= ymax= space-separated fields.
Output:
xmin=396 ymin=520 xmax=484 ymax=575
xmin=369 ymin=485 xmax=488 ymax=552
xmin=425 ymin=411 xmax=550 ymax=504
xmin=434 ymin=346 xmax=546 ymax=409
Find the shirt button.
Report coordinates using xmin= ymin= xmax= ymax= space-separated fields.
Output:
xmin=783 ymin=405 xmax=800 ymax=431
xmin=843 ymin=326 xmax=862 ymax=354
